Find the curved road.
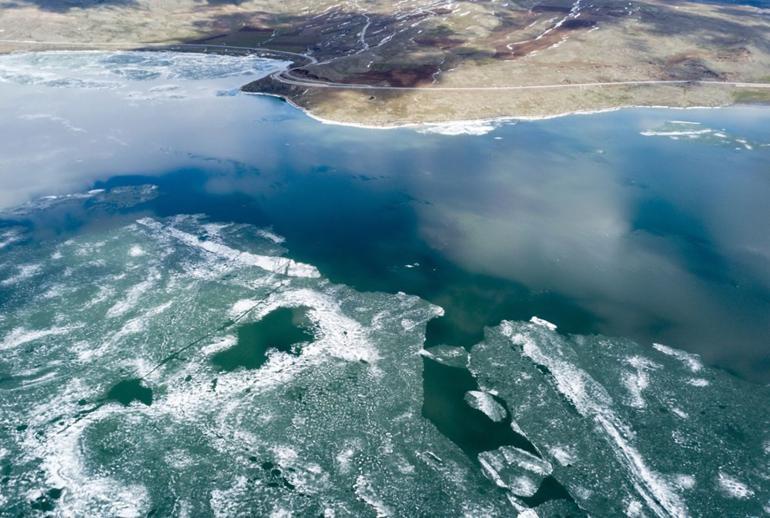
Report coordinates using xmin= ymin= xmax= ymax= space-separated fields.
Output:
xmin=3 ymin=39 xmax=770 ymax=93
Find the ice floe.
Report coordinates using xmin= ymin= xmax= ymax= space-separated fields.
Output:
xmin=136 ymin=217 xmax=320 ymax=278
xmin=468 ymin=320 xmax=770 ymax=517
xmin=0 ymin=51 xmax=288 ymax=99
xmin=417 ymin=119 xmax=502 ymax=136
xmin=465 ymin=390 xmax=508 ymax=422
xmin=0 ymin=205 xmax=511 ymax=516
xmin=1 ymin=187 xmax=768 ymax=516
xmin=640 ymin=120 xmax=766 ymax=150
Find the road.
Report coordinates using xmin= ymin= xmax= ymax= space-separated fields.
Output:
xmin=3 ymin=39 xmax=770 ymax=93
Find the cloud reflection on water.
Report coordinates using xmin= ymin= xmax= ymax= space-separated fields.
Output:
xmin=0 ymin=51 xmax=769 ymax=380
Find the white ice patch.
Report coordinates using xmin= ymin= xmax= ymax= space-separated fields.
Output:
xmin=419 ymin=345 xmax=468 ymax=368
xmin=354 ymin=475 xmax=392 ymax=517
xmin=717 ymin=472 xmax=754 ymax=499
xmin=256 ymin=229 xmax=286 ymax=244
xmin=548 ymin=445 xmax=577 ymax=466
xmin=479 ymin=445 xmax=552 ymax=496
xmin=625 ymin=499 xmax=645 ymax=517
xmin=35 ymin=405 xmax=150 ymax=517
xmin=652 ymin=343 xmax=702 ymax=373
xmin=672 ymin=474 xmax=696 ymax=490
xmin=621 ymin=356 xmax=661 ymax=409
xmin=464 ymin=390 xmax=508 ymax=422
xmin=1 ymin=263 xmax=42 ymax=285
xmin=106 ymin=270 xmax=160 ymax=318
xmin=210 ymin=476 xmax=249 ymax=518
xmin=0 ymin=51 xmax=288 ymax=97
xmin=0 ymin=228 xmax=22 ymax=249
xmin=501 ymin=322 xmax=689 ymax=518
xmin=232 ymin=288 xmax=380 ymax=365
xmin=686 ymin=378 xmax=709 ymax=387
xmin=640 ymin=122 xmax=760 ymax=150
xmin=418 ymin=119 xmax=501 ymax=136
xmin=671 ymin=407 xmax=689 ymax=419
xmin=335 ymin=444 xmax=359 ymax=474
xmin=201 ymin=335 xmax=238 ymax=355
xmin=18 ymin=113 xmax=86 ymax=133
xmin=640 ymin=129 xmax=712 ymax=137
xmin=137 ymin=218 xmax=319 ymax=278
xmin=128 ymin=245 xmax=145 ymax=257
xmin=529 ymin=316 xmax=557 ymax=331
xmin=0 ymin=324 xmax=82 ymax=350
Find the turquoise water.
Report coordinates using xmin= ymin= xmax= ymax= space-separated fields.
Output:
xmin=0 ymin=51 xmax=768 ymax=516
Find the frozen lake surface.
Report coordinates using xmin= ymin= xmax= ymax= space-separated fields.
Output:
xmin=0 ymin=51 xmax=769 ymax=516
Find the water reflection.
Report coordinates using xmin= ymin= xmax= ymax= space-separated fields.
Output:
xmin=1 ymin=52 xmax=768 ymax=381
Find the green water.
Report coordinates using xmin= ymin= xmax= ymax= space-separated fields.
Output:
xmin=106 ymin=379 xmax=154 ymax=406
xmin=0 ymin=51 xmax=768 ymax=516
xmin=211 ymin=307 xmax=314 ymax=371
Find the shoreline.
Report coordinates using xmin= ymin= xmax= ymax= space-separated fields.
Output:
xmin=1 ymin=44 xmax=766 ymax=134
xmin=246 ymin=90 xmax=738 ymax=136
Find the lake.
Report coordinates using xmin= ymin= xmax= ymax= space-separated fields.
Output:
xmin=0 ymin=51 xmax=768 ymax=516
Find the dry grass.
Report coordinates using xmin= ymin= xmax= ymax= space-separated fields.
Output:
xmin=2 ymin=0 xmax=769 ymax=124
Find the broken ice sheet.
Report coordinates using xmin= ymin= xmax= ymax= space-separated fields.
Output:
xmin=0 ymin=209 xmax=512 ymax=516
xmin=469 ymin=319 xmax=770 ymax=516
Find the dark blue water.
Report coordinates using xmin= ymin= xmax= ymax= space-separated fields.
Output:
xmin=1 ymin=54 xmax=769 ymax=382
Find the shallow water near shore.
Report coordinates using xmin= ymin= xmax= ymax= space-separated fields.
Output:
xmin=0 ymin=51 xmax=769 ymax=516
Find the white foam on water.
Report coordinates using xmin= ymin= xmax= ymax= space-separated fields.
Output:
xmin=84 ymin=284 xmax=117 ymax=309
xmin=502 ymin=322 xmax=689 ymax=518
xmin=137 ymin=218 xmax=320 ymax=278
xmin=716 ymin=472 xmax=754 ymax=499
xmin=652 ymin=343 xmax=702 ymax=373
xmin=464 ymin=390 xmax=508 ymax=422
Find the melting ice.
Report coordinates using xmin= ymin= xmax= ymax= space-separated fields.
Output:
xmin=0 ymin=187 xmax=767 ymax=516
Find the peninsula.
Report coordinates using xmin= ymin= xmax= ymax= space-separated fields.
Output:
xmin=2 ymin=0 xmax=770 ymax=126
